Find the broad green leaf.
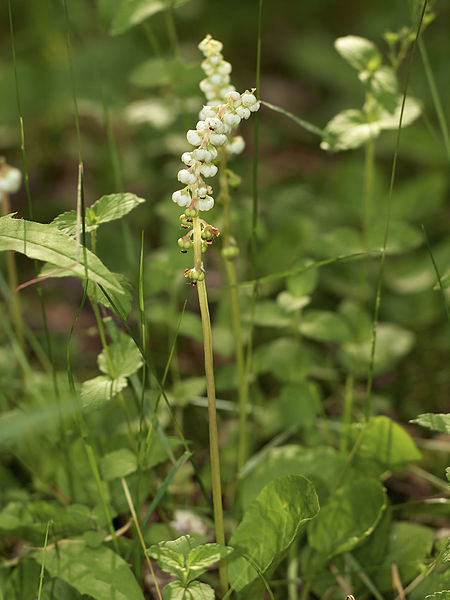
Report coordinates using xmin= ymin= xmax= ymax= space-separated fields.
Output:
xmin=345 ymin=416 xmax=422 ymax=476
xmin=372 ymin=522 xmax=434 ymax=592
xmin=335 ymin=36 xmax=382 ymax=72
xmin=32 ymin=542 xmax=145 ymax=600
xmin=410 ymin=412 xmax=450 ymax=434
xmin=276 ymin=291 xmax=310 ymax=313
xmin=149 ymin=536 xmax=230 ymax=584
xmin=321 ymin=109 xmax=380 ymax=152
xmin=308 ymin=477 xmax=386 ymax=558
xmin=367 ymin=220 xmax=422 ymax=254
xmin=41 ymin=578 xmax=83 ymax=600
xmin=286 ymin=262 xmax=318 ymax=296
xmin=299 ymin=310 xmax=352 ymax=343
xmin=80 ymin=375 xmax=128 ymax=410
xmin=376 ymin=95 xmax=422 ymax=130
xmin=51 ymin=193 xmax=145 ymax=235
xmin=162 ymin=581 xmax=215 ymax=600
xmin=98 ymin=333 xmax=143 ymax=379
xmin=100 ymin=448 xmax=137 ymax=480
xmin=339 ymin=323 xmax=415 ymax=377
xmin=253 ymin=338 xmax=310 ymax=382
xmin=0 ymin=215 xmax=125 ymax=297
xmin=111 ymin=0 xmax=191 ymax=35
xmin=3 ymin=558 xmax=41 ymax=599
xmin=186 ymin=544 xmax=233 ymax=583
xmin=251 ymin=300 xmax=291 ymax=328
xmin=362 ymin=65 xmax=398 ymax=113
xmin=239 ymin=445 xmax=345 ymax=510
xmin=0 ymin=501 xmax=95 ymax=544
xmin=228 ymin=475 xmax=319 ymax=592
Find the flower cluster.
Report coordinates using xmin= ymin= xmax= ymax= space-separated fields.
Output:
xmin=172 ymin=90 xmax=259 ymax=213
xmin=172 ymin=36 xmax=260 ymax=281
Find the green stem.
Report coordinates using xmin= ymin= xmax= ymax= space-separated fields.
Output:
xmin=193 ymin=215 xmax=227 ymax=594
xmin=340 ymin=375 xmax=354 ymax=454
xmin=218 ymin=149 xmax=248 ymax=472
xmin=418 ymin=37 xmax=450 ymax=163
xmin=287 ymin=538 xmax=299 ymax=600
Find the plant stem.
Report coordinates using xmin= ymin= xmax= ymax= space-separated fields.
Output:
xmin=1 ymin=190 xmax=24 ymax=350
xmin=192 ymin=215 xmax=227 ymax=594
xmin=218 ymin=149 xmax=248 ymax=472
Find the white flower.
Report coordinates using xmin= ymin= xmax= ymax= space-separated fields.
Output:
xmin=172 ymin=189 xmax=191 ymax=207
xmin=241 ymin=93 xmax=257 ymax=107
xmin=209 ymin=133 xmax=227 ymax=146
xmin=181 ymin=152 xmax=194 ymax=166
xmin=209 ymin=55 xmax=221 ymax=65
xmin=226 ymin=90 xmax=241 ymax=105
xmin=218 ymin=61 xmax=232 ymax=75
xmin=210 ymin=74 xmax=224 ymax=86
xmin=227 ymin=136 xmax=245 ymax=155
xmin=236 ymin=106 xmax=251 ymax=119
xmin=205 ymin=117 xmax=224 ymax=133
xmin=178 ymin=169 xmax=197 ymax=185
xmin=198 ymin=186 xmax=207 ymax=198
xmin=186 ymin=130 xmax=202 ymax=146
xmin=193 ymin=148 xmax=207 ymax=162
xmin=199 ymin=79 xmax=214 ymax=93
xmin=199 ymin=105 xmax=217 ymax=119
xmin=223 ymin=112 xmax=241 ymax=128
xmin=196 ymin=120 xmax=207 ymax=132
xmin=198 ymin=195 xmax=214 ymax=211
xmin=0 ymin=164 xmax=22 ymax=194
xmin=208 ymin=147 xmax=218 ymax=161
xmin=200 ymin=163 xmax=218 ymax=178
xmin=249 ymin=101 xmax=261 ymax=112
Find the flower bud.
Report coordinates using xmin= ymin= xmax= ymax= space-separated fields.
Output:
xmin=178 ymin=169 xmax=197 ymax=185
xmin=187 ymin=130 xmax=202 ymax=146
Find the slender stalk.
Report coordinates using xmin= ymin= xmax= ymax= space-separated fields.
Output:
xmin=340 ymin=375 xmax=354 ymax=454
xmin=287 ymin=538 xmax=299 ymax=600
xmin=1 ymin=190 xmax=24 ymax=349
xmin=418 ymin=37 xmax=450 ymax=163
xmin=218 ymin=149 xmax=248 ymax=471
xmin=192 ymin=215 xmax=227 ymax=593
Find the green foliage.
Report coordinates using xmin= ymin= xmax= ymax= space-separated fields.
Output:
xmin=228 ymin=475 xmax=319 ymax=592
xmin=410 ymin=412 xmax=450 ymax=434
xmin=32 ymin=542 xmax=145 ymax=600
xmin=0 ymin=215 xmax=126 ymax=297
xmin=110 ymin=0 xmax=191 ymax=35
xmin=51 ymin=193 xmax=146 ymax=236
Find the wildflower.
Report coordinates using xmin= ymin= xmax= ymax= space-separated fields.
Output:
xmin=0 ymin=158 xmax=22 ymax=195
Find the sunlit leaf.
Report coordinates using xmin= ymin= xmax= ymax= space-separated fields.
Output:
xmin=0 ymin=215 xmax=125 ymax=297
xmin=162 ymin=581 xmax=215 ymax=600
xmin=111 ymin=0 xmax=191 ymax=35
xmin=335 ymin=36 xmax=382 ymax=72
xmin=344 ymin=416 xmax=422 ymax=476
xmin=308 ymin=477 xmax=386 ymax=558
xmin=228 ymin=475 xmax=319 ymax=591
xmin=80 ymin=375 xmax=128 ymax=410
xmin=98 ymin=332 xmax=143 ymax=379
xmin=32 ymin=542 xmax=145 ymax=600
xmin=100 ymin=448 xmax=137 ymax=480
xmin=410 ymin=412 xmax=450 ymax=435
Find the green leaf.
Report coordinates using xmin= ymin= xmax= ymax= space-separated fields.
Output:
xmin=87 ymin=278 xmax=132 ymax=319
xmin=51 ymin=193 xmax=145 ymax=235
xmin=426 ymin=593 xmax=450 ymax=600
xmin=372 ymin=522 xmax=434 ymax=592
xmin=376 ymin=95 xmax=422 ymax=130
xmin=299 ymin=310 xmax=352 ymax=343
xmin=239 ymin=445 xmax=345 ymax=510
xmin=335 ymin=36 xmax=382 ymax=72
xmin=276 ymin=291 xmax=310 ymax=313
xmin=148 ymin=536 xmax=231 ymax=585
xmin=130 ymin=57 xmax=182 ymax=88
xmin=410 ymin=413 xmax=450 ymax=434
xmin=251 ymin=300 xmax=291 ymax=328
xmin=80 ymin=375 xmax=128 ymax=410
xmin=339 ymin=322 xmax=415 ymax=377
xmin=0 ymin=215 xmax=125 ymax=297
xmin=32 ymin=542 xmax=145 ymax=600
xmin=162 ymin=581 xmax=215 ymax=600
xmin=111 ymin=0 xmax=191 ymax=35
xmin=308 ymin=477 xmax=386 ymax=558
xmin=286 ymin=263 xmax=318 ymax=297
xmin=98 ymin=333 xmax=143 ymax=379
xmin=321 ymin=109 xmax=380 ymax=152
xmin=253 ymin=338 xmax=310 ymax=382
xmin=41 ymin=578 xmax=83 ymax=600
xmin=100 ymin=448 xmax=137 ymax=480
xmin=228 ymin=475 xmax=319 ymax=592
xmin=344 ymin=416 xmax=422 ymax=476
xmin=362 ymin=65 xmax=398 ymax=113
xmin=367 ymin=220 xmax=422 ymax=254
